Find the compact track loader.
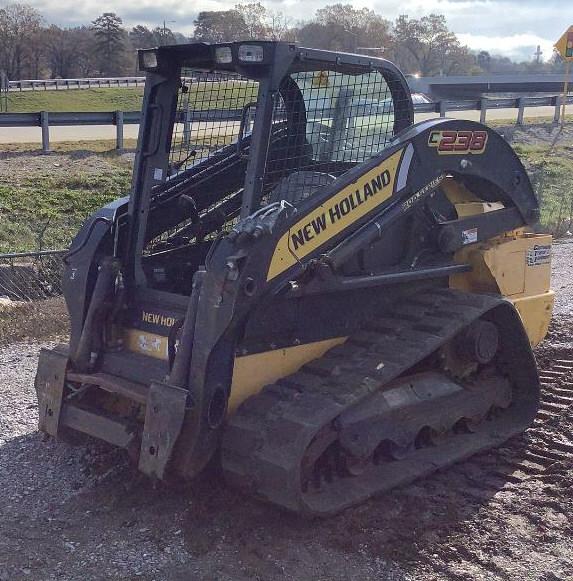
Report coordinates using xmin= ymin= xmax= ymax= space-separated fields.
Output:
xmin=36 ymin=42 xmax=554 ymax=515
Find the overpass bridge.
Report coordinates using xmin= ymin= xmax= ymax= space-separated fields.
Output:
xmin=408 ymin=74 xmax=568 ymax=99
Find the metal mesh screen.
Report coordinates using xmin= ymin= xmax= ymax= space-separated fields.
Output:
xmin=263 ymin=70 xmax=398 ymax=196
xmin=145 ymin=71 xmax=258 ymax=256
xmin=0 ymin=251 xmax=65 ymax=301
xmin=146 ymin=68 xmax=403 ymax=259
xmin=168 ymin=70 xmax=258 ymax=175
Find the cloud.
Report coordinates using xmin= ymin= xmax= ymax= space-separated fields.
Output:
xmin=457 ymin=33 xmax=555 ymax=61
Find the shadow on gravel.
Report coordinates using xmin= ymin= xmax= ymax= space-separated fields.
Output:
xmin=0 ymin=425 xmax=518 ymax=579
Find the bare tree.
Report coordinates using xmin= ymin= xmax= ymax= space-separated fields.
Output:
xmin=0 ymin=3 xmax=43 ymax=79
xmin=267 ymin=11 xmax=294 ymax=41
xmin=297 ymin=4 xmax=391 ymax=52
xmin=235 ymin=2 xmax=268 ymax=39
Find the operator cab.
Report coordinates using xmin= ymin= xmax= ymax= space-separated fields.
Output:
xmin=127 ymin=42 xmax=414 ymax=295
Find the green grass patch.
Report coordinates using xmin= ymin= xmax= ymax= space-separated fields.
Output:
xmin=514 ymin=144 xmax=573 ymax=233
xmin=7 ymin=88 xmax=144 ymax=113
xmin=5 ymin=81 xmax=259 ymax=113
xmin=0 ymin=133 xmax=569 ymax=255
xmin=0 ymin=159 xmax=132 ymax=252
xmin=486 ymin=114 xmax=573 ymax=127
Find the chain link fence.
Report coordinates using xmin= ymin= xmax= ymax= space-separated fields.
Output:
xmin=0 ymin=250 xmax=66 ymax=301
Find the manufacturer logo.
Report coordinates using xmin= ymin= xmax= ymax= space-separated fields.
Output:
xmin=266 ymin=148 xmax=404 ymax=280
xmin=142 ymin=311 xmax=176 ymax=327
xmin=428 ymin=130 xmax=488 ymax=155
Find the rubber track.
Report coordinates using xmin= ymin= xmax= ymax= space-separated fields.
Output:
xmin=395 ymin=355 xmax=573 ymax=579
xmin=221 ymin=288 xmax=538 ymax=515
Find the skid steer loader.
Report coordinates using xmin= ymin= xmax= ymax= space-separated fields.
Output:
xmin=35 ymin=41 xmax=554 ymax=515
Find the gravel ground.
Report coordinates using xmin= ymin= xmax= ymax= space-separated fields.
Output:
xmin=0 ymin=242 xmax=571 ymax=581
xmin=551 ymin=239 xmax=573 ymax=318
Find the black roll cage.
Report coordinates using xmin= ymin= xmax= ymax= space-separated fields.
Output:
xmin=125 ymin=41 xmax=414 ymax=290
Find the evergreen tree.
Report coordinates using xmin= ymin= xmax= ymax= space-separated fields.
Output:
xmin=92 ymin=12 xmax=127 ymax=76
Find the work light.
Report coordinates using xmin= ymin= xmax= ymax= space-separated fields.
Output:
xmin=139 ymin=49 xmax=158 ymax=71
xmin=215 ymin=46 xmax=233 ymax=64
xmin=238 ymin=44 xmax=264 ymax=63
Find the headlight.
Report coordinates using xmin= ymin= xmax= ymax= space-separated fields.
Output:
xmin=238 ymin=44 xmax=264 ymax=63
xmin=139 ymin=50 xmax=158 ymax=71
xmin=215 ymin=46 xmax=233 ymax=64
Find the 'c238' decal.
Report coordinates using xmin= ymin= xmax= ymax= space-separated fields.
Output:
xmin=428 ymin=130 xmax=488 ymax=155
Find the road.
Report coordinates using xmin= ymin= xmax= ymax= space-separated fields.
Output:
xmin=0 ymin=105 xmax=570 ymax=144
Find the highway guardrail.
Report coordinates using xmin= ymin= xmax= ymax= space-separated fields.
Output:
xmin=0 ymin=95 xmax=572 ymax=152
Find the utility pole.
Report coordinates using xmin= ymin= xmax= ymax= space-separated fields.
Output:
xmin=534 ymin=45 xmax=543 ymax=64
xmin=162 ymin=19 xmax=176 ymax=44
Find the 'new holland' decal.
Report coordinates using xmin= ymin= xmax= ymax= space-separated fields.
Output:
xmin=267 ymin=148 xmax=405 ymax=280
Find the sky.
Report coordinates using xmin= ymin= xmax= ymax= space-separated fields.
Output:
xmin=11 ymin=0 xmax=572 ymax=62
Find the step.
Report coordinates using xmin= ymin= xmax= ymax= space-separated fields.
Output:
xmin=67 ymin=371 xmax=149 ymax=404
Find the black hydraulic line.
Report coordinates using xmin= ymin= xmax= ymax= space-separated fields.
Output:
xmin=334 ymin=263 xmax=471 ymax=288
xmin=287 ymin=263 xmax=470 ymax=297
xmin=324 ymin=175 xmax=445 ymax=272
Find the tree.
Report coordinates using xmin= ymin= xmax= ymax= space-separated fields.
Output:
xmin=477 ymin=51 xmax=491 ymax=72
xmin=152 ymin=26 xmax=176 ymax=46
xmin=44 ymin=26 xmax=98 ymax=78
xmin=235 ymin=2 xmax=268 ymax=39
xmin=92 ymin=12 xmax=128 ymax=76
xmin=267 ymin=11 xmax=294 ymax=41
xmin=297 ymin=4 xmax=391 ymax=52
xmin=391 ymin=14 xmax=472 ymax=76
xmin=129 ymin=25 xmax=156 ymax=50
xmin=193 ymin=10 xmax=248 ymax=42
xmin=0 ymin=3 xmax=43 ymax=79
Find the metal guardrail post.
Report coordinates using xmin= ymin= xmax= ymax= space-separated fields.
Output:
xmin=40 ymin=111 xmax=50 ymax=152
xmin=517 ymin=97 xmax=525 ymax=125
xmin=183 ymin=109 xmax=191 ymax=145
xmin=553 ymin=96 xmax=561 ymax=124
xmin=479 ymin=98 xmax=487 ymax=124
xmin=115 ymin=110 xmax=124 ymax=150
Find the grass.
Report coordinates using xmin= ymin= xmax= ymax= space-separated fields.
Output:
xmin=487 ymin=114 xmax=573 ymax=127
xmin=5 ymin=81 xmax=258 ymax=113
xmin=514 ymin=144 xmax=573 ymax=233
xmin=0 ymin=127 xmax=570 ymax=254
xmin=7 ymin=88 xmax=144 ymax=113
xmin=0 ymin=152 xmax=132 ymax=252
